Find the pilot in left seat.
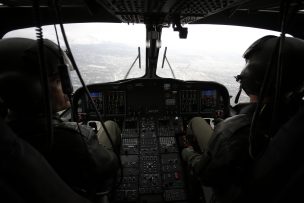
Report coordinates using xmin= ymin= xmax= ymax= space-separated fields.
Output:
xmin=0 ymin=37 xmax=121 ymax=196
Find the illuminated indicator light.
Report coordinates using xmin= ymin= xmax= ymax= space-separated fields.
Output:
xmin=174 ymin=172 xmax=180 ymax=180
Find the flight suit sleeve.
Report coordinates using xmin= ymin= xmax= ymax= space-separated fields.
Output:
xmin=181 ymin=146 xmax=211 ymax=180
xmin=182 ymin=114 xmax=252 ymax=187
xmin=51 ymin=122 xmax=120 ymax=188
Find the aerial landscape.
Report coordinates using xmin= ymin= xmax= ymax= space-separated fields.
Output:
xmin=5 ymin=23 xmax=280 ymax=104
xmin=70 ymin=42 xmax=249 ymax=104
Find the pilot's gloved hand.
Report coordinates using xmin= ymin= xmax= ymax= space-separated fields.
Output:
xmin=181 ymin=146 xmax=195 ymax=162
xmin=213 ymin=118 xmax=224 ymax=126
xmin=177 ymin=133 xmax=191 ymax=148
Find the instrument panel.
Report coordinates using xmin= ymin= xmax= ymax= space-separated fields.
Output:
xmin=72 ymin=78 xmax=230 ymax=203
xmin=73 ymin=78 xmax=230 ymax=121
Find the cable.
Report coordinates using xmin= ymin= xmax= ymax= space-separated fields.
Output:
xmin=52 ymin=0 xmax=116 ymax=151
xmin=249 ymin=0 xmax=292 ymax=159
xmin=51 ymin=0 xmax=123 ymax=192
xmin=269 ymin=0 xmax=297 ymax=136
xmin=33 ymin=0 xmax=54 ymax=153
xmin=248 ymin=42 xmax=280 ymax=159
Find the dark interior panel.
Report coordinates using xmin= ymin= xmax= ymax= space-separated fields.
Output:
xmin=72 ymin=78 xmax=230 ymax=202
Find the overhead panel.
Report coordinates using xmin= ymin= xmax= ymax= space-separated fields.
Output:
xmin=170 ymin=0 xmax=247 ymax=24
xmin=96 ymin=0 xmax=168 ymax=23
xmin=1 ymin=0 xmax=250 ymax=24
xmin=95 ymin=0 xmax=247 ymax=24
xmin=0 ymin=0 xmax=85 ymax=6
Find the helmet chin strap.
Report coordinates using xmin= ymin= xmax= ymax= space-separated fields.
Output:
xmin=234 ymin=84 xmax=242 ymax=104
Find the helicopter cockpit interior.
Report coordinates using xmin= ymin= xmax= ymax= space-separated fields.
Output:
xmin=1 ymin=0 xmax=304 ymax=203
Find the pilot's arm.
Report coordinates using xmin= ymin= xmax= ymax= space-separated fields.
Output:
xmin=51 ymin=121 xmax=121 ymax=188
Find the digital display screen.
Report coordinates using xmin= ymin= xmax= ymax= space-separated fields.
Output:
xmin=201 ymin=89 xmax=216 ymax=108
xmin=202 ymin=90 xmax=215 ymax=97
xmin=90 ymin=92 xmax=102 ymax=97
xmin=87 ymin=91 xmax=103 ymax=111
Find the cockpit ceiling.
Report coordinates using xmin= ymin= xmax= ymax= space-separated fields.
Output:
xmin=95 ymin=0 xmax=247 ymax=24
xmin=0 ymin=0 xmax=85 ymax=6
xmin=0 ymin=0 xmax=268 ymax=24
xmin=1 ymin=0 xmax=304 ymax=38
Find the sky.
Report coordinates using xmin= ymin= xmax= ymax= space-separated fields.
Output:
xmin=4 ymin=23 xmax=280 ymax=50
xmin=4 ymin=23 xmax=280 ymax=72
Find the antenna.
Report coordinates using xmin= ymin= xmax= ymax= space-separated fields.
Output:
xmin=161 ymin=47 xmax=176 ymax=79
xmin=124 ymin=47 xmax=141 ymax=79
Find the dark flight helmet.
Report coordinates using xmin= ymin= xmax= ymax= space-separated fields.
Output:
xmin=0 ymin=37 xmax=72 ymax=115
xmin=236 ymin=35 xmax=304 ymax=101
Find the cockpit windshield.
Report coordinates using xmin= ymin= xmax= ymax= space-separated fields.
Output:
xmin=4 ymin=23 xmax=281 ymax=103
xmin=4 ymin=23 xmax=147 ymax=86
xmin=158 ymin=24 xmax=281 ymax=103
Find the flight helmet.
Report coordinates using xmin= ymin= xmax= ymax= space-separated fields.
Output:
xmin=0 ymin=37 xmax=72 ymax=114
xmin=236 ymin=35 xmax=304 ymax=102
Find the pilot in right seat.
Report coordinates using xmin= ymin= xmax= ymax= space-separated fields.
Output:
xmin=0 ymin=37 xmax=121 ymax=196
xmin=181 ymin=35 xmax=304 ymax=202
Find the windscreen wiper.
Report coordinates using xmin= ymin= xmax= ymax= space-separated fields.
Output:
xmin=161 ymin=47 xmax=176 ymax=79
xmin=124 ymin=47 xmax=141 ymax=79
